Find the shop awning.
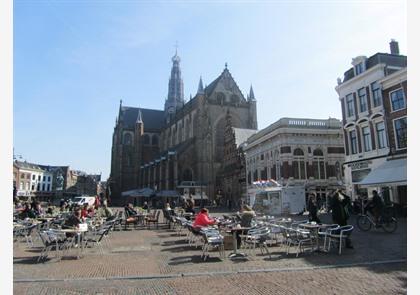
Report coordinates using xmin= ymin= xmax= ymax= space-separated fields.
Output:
xmin=355 ymin=158 xmax=407 ymax=186
xmin=121 ymin=188 xmax=155 ymax=197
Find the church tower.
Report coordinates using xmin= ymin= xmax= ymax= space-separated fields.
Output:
xmin=164 ymin=49 xmax=184 ymax=121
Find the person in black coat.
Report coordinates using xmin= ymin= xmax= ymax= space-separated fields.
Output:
xmin=307 ymin=193 xmax=321 ymax=223
xmin=330 ymin=190 xmax=353 ymax=248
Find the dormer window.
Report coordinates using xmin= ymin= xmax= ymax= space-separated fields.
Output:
xmin=355 ymin=63 xmax=363 ymax=75
xmin=352 ymin=56 xmax=367 ymax=76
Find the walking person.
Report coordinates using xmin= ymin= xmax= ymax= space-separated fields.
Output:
xmin=330 ymin=190 xmax=353 ymax=249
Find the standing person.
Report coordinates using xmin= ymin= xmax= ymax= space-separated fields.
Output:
xmin=330 ymin=190 xmax=353 ymax=248
xmin=94 ymin=195 xmax=101 ymax=210
xmin=307 ymin=193 xmax=321 ymax=224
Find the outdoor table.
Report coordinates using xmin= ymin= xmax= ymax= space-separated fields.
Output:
xmin=59 ymin=227 xmax=88 ymax=259
xmin=298 ymin=223 xmax=330 ymax=252
xmin=226 ymin=226 xmax=251 ymax=259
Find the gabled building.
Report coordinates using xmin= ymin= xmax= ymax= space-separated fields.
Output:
xmin=335 ymin=40 xmax=407 ymax=204
xmin=217 ymin=110 xmax=257 ymax=207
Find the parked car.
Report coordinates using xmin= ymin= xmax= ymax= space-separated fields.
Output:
xmin=72 ymin=196 xmax=96 ymax=207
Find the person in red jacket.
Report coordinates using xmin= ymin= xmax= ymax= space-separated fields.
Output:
xmin=193 ymin=208 xmax=218 ymax=228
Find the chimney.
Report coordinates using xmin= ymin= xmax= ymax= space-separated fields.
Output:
xmin=390 ymin=39 xmax=400 ymax=55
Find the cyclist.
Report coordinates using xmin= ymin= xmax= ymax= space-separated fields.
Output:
xmin=365 ymin=190 xmax=384 ymax=225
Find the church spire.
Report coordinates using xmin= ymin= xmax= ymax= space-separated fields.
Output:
xmin=136 ymin=109 xmax=143 ymax=124
xmin=165 ymin=47 xmax=184 ymax=118
xmin=248 ymin=85 xmax=255 ymax=101
xmin=197 ymin=76 xmax=204 ymax=95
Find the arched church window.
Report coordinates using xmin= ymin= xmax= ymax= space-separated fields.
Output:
xmin=123 ymin=133 xmax=133 ymax=145
xmin=216 ymin=92 xmax=225 ymax=104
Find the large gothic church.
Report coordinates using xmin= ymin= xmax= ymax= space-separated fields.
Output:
xmin=109 ymin=51 xmax=258 ymax=204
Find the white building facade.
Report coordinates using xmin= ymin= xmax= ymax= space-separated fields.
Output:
xmin=335 ymin=40 xmax=407 ymax=200
xmin=243 ymin=117 xmax=345 ymax=204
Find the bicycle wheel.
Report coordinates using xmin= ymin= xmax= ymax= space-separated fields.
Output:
xmin=357 ymin=215 xmax=372 ymax=231
xmin=382 ymin=218 xmax=398 ymax=233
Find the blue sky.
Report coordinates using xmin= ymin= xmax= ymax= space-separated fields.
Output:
xmin=13 ymin=0 xmax=406 ymax=179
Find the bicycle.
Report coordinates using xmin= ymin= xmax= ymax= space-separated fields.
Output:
xmin=356 ymin=209 xmax=398 ymax=233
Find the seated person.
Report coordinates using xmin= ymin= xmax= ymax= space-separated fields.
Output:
xmin=87 ymin=205 xmax=95 ymax=218
xmin=124 ymin=203 xmax=138 ymax=224
xmin=63 ymin=206 xmax=83 ymax=238
xmin=33 ymin=201 xmax=45 ymax=217
xmin=124 ymin=203 xmax=138 ymax=217
xmin=20 ymin=203 xmax=36 ymax=219
xmin=81 ymin=203 xmax=90 ymax=219
xmin=193 ymin=208 xmax=218 ymax=229
xmin=237 ymin=205 xmax=256 ymax=249
xmin=142 ymin=202 xmax=149 ymax=211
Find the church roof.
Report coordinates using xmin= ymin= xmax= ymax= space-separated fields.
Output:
xmin=232 ymin=128 xmax=258 ymax=146
xmin=204 ymin=68 xmax=246 ymax=101
xmin=120 ymin=106 xmax=165 ymax=132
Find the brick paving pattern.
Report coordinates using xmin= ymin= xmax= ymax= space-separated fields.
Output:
xmin=13 ymin=212 xmax=407 ymax=294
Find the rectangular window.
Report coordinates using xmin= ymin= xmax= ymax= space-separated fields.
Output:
xmin=362 ymin=126 xmax=372 ymax=152
xmin=358 ymin=88 xmax=367 ymax=113
xmin=37 ymin=183 xmax=40 ymax=191
xmin=47 ymin=184 xmax=51 ymax=191
xmin=394 ymin=117 xmax=407 ymax=149
xmin=48 ymin=176 xmax=51 ymax=182
xmin=31 ymin=184 xmax=35 ymax=191
xmin=390 ymin=89 xmax=405 ymax=111
xmin=376 ymin=122 xmax=387 ymax=149
xmin=43 ymin=176 xmax=46 ymax=181
xmin=349 ymin=130 xmax=358 ymax=154
xmin=32 ymin=174 xmax=35 ymax=180
xmin=346 ymin=94 xmax=355 ymax=117
xmin=42 ymin=183 xmax=45 ymax=191
xmin=319 ymin=161 xmax=325 ymax=179
xmin=21 ymin=173 xmax=25 ymax=179
xmin=371 ymin=81 xmax=382 ymax=107
xmin=38 ymin=175 xmax=41 ymax=181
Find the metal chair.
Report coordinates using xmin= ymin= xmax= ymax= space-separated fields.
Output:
xmin=241 ymin=226 xmax=272 ymax=258
xmin=327 ymin=225 xmax=354 ymax=255
xmin=201 ymin=229 xmax=225 ymax=261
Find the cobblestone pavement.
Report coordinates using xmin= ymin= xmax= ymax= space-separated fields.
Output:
xmin=13 ymin=212 xmax=407 ymax=294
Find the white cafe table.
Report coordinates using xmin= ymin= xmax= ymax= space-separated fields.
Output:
xmin=59 ymin=226 xmax=88 ymax=259
xmin=227 ymin=226 xmax=251 ymax=259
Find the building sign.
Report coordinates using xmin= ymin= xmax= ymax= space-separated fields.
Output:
xmin=348 ymin=161 xmax=371 ymax=170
